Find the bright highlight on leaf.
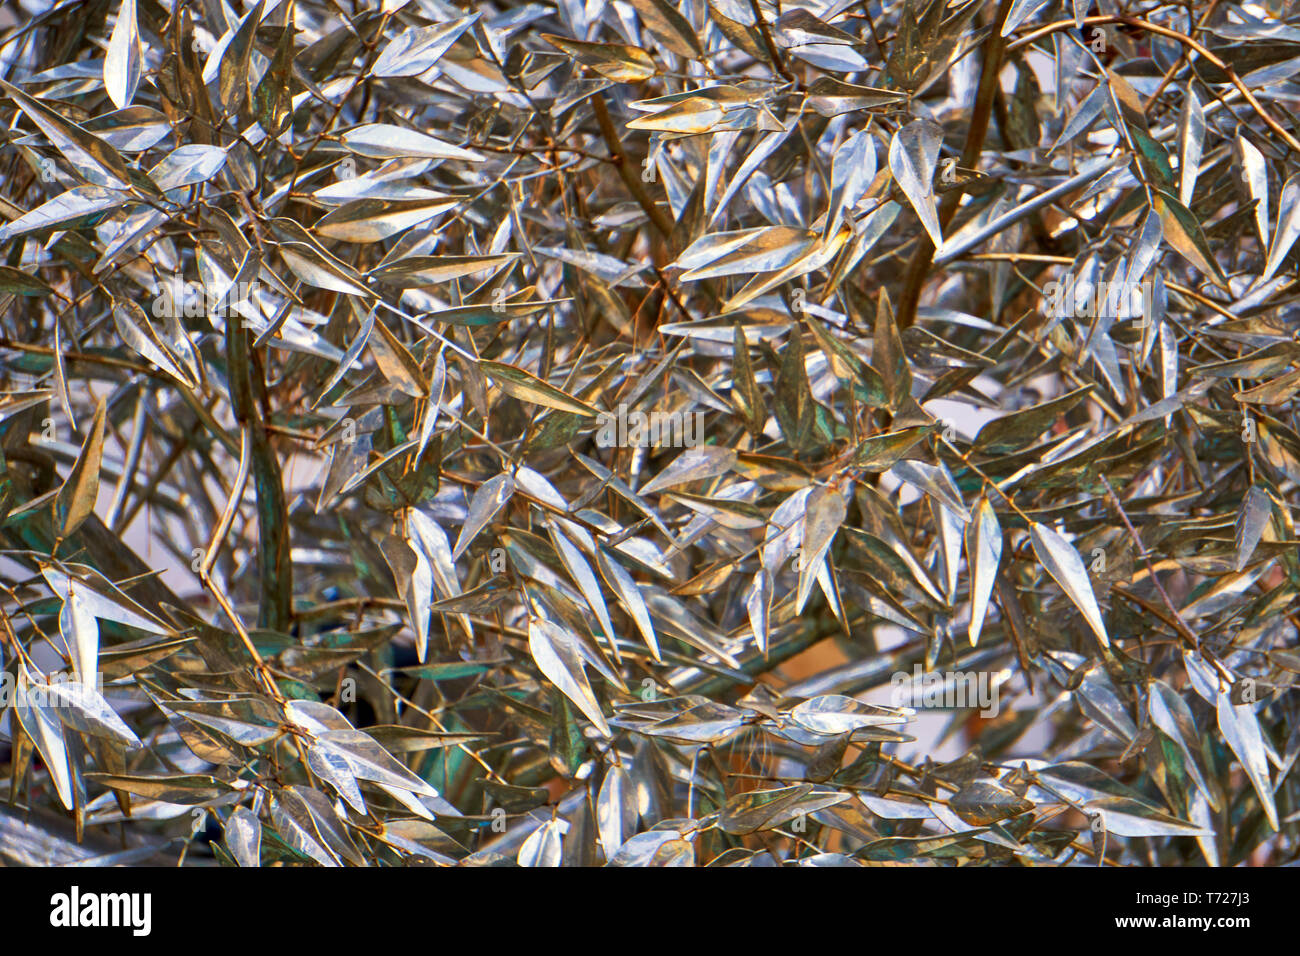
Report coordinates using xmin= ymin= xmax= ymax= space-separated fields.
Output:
xmin=0 ymin=0 xmax=1294 ymax=871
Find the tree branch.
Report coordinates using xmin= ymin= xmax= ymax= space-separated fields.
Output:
xmin=896 ymin=0 xmax=1015 ymax=329
xmin=592 ymin=93 xmax=675 ymax=239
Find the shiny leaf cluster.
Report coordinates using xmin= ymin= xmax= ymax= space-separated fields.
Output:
xmin=1 ymin=0 xmax=1299 ymax=867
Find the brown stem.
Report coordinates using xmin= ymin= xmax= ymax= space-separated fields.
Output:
xmin=592 ymin=93 xmax=675 ymax=239
xmin=226 ymin=305 xmax=292 ymax=632
xmin=897 ymin=0 xmax=1014 ymax=329
xmin=747 ymin=0 xmax=796 ymax=84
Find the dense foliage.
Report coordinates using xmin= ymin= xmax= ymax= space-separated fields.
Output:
xmin=0 ymin=0 xmax=1299 ymax=866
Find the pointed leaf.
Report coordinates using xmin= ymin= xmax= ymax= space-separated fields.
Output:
xmin=1029 ymin=522 xmax=1109 ymax=648
xmin=483 ymin=361 xmax=600 ymax=417
xmin=104 ymin=0 xmax=142 ymax=109
xmin=1235 ymin=485 xmax=1272 ymax=571
xmin=965 ymin=495 xmax=1002 ymax=645
xmin=528 ymin=618 xmax=610 ymax=737
xmin=640 ymin=446 xmax=736 ymax=495
xmin=454 ymin=474 xmax=515 ymax=560
xmin=1217 ymin=690 xmax=1279 ymax=831
xmin=225 ymin=807 xmax=262 ymax=867
xmin=889 ymin=119 xmax=943 ymax=248
xmin=797 ymin=486 xmax=845 ymax=613
xmin=598 ymin=765 xmax=638 ymax=857
xmin=56 ymin=399 xmax=107 ymax=538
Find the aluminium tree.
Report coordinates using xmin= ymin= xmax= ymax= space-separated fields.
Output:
xmin=0 ymin=0 xmax=1299 ymax=866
